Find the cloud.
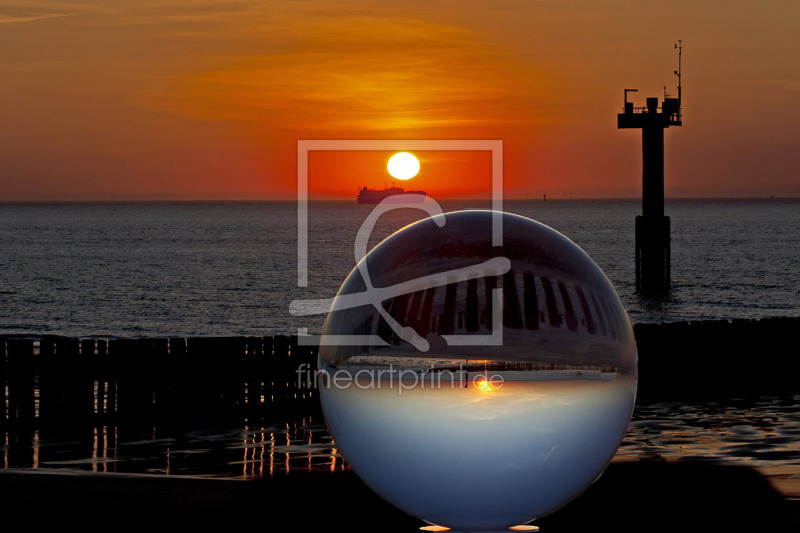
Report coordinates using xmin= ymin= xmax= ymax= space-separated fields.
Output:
xmin=0 ymin=12 xmax=72 ymax=24
xmin=143 ymin=15 xmax=557 ymax=133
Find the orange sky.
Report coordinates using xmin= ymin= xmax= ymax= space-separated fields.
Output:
xmin=1 ymin=1 xmax=799 ymax=200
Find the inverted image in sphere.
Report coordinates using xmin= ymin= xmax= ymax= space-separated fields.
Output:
xmin=319 ymin=210 xmax=637 ymax=531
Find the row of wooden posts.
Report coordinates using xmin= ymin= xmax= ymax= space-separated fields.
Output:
xmin=0 ymin=335 xmax=319 ymax=430
xmin=3 ymin=317 xmax=800 ymax=429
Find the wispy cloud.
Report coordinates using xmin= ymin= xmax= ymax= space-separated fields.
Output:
xmin=145 ymin=14 xmax=557 ymax=133
xmin=0 ymin=12 xmax=72 ymax=24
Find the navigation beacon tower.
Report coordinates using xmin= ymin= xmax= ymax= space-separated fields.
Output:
xmin=618 ymin=41 xmax=683 ymax=295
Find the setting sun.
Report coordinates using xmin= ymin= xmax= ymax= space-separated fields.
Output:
xmin=387 ymin=152 xmax=420 ymax=181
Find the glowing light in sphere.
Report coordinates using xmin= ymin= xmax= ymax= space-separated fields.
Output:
xmin=318 ymin=210 xmax=637 ymax=531
xmin=387 ymin=152 xmax=420 ymax=180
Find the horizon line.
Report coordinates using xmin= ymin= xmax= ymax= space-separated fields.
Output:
xmin=1 ymin=195 xmax=798 ymax=204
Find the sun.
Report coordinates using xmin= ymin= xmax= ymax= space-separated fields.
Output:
xmin=387 ymin=152 xmax=420 ymax=180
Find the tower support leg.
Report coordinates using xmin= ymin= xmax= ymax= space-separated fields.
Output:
xmin=635 ymin=215 xmax=670 ymax=294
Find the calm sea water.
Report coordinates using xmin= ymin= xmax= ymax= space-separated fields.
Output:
xmin=0 ymin=199 xmax=798 ymax=337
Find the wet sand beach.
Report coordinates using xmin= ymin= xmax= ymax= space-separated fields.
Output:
xmin=2 ymin=393 xmax=799 ymax=531
xmin=2 ymin=323 xmax=800 ymax=530
xmin=1 ymin=459 xmax=798 ymax=532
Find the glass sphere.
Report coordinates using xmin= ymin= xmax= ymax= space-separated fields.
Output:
xmin=318 ymin=210 xmax=637 ymax=531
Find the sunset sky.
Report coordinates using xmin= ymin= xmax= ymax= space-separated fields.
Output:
xmin=1 ymin=1 xmax=798 ymax=200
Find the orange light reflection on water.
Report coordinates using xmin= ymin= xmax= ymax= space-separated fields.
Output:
xmin=269 ymin=430 xmax=275 ymax=477
xmin=238 ymin=417 xmax=345 ymax=478
xmin=2 ymin=415 xmax=349 ymax=478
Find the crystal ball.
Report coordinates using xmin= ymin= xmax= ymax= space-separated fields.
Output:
xmin=318 ymin=209 xmax=637 ymax=531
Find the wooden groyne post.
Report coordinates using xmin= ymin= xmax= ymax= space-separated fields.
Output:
xmin=3 ymin=318 xmax=800 ymax=429
xmin=0 ymin=335 xmax=319 ymax=430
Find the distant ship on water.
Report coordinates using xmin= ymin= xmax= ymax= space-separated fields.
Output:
xmin=357 ymin=184 xmax=427 ymax=204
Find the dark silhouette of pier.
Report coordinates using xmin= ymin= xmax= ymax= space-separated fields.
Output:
xmin=3 ymin=317 xmax=800 ymax=430
xmin=633 ymin=316 xmax=800 ymax=401
xmin=0 ymin=335 xmax=318 ymax=431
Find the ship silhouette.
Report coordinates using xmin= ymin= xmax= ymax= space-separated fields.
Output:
xmin=357 ymin=184 xmax=426 ymax=204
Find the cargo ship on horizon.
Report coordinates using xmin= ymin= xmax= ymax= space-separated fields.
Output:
xmin=357 ymin=184 xmax=427 ymax=204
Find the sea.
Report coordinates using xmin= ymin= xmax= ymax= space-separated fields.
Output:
xmin=0 ymin=199 xmax=800 ymax=337
xmin=2 ymin=199 xmax=800 ymax=494
xmin=0 ymin=198 xmax=798 ymax=337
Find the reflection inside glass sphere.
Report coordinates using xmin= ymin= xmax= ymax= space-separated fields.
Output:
xmin=318 ymin=209 xmax=637 ymax=531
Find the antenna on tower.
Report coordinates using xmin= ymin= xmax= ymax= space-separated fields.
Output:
xmin=674 ymin=40 xmax=682 ymax=111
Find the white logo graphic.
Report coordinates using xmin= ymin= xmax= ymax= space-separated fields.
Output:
xmin=293 ymin=140 xmax=505 ymax=350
